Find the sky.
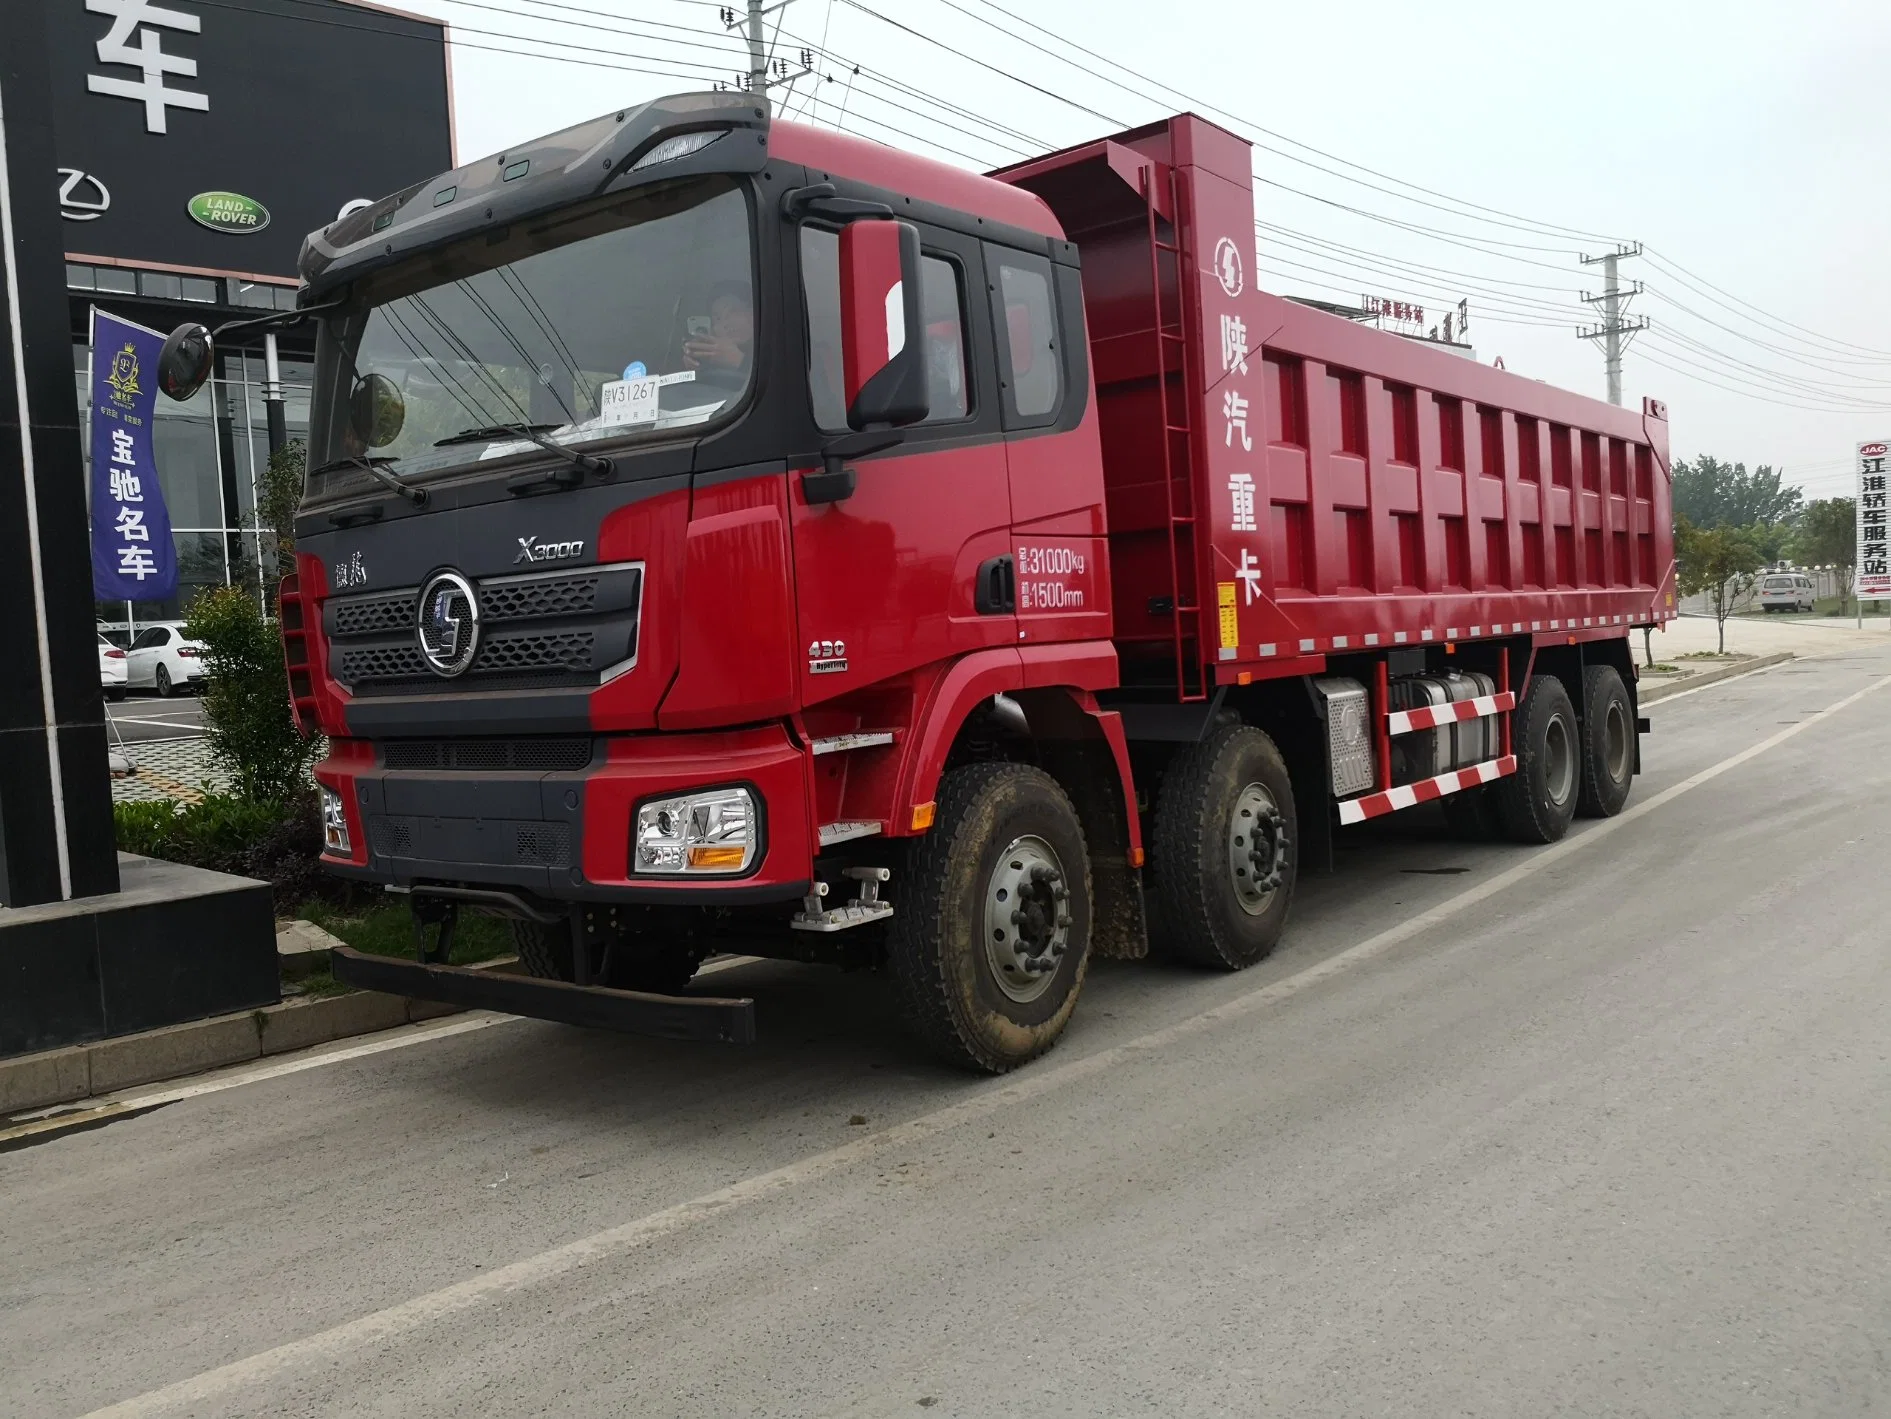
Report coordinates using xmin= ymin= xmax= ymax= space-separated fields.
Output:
xmin=390 ymin=0 xmax=1891 ymax=502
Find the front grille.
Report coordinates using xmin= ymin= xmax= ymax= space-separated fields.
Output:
xmin=337 ymin=642 xmax=428 ymax=683
xmin=324 ymin=562 xmax=639 ymax=694
xmin=478 ymin=630 xmax=594 ymax=673
xmin=482 ymin=575 xmax=600 ymax=622
xmin=330 ymin=590 xmax=417 ymax=637
xmin=382 ymin=737 xmax=593 ymax=772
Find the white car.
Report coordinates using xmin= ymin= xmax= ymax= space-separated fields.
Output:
xmin=1757 ymin=573 xmax=1816 ymax=614
xmin=98 ymin=634 xmax=128 ymax=700
xmin=124 ymin=621 xmax=206 ymax=696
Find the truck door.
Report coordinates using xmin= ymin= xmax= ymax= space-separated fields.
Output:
xmin=985 ymin=245 xmax=1111 ymax=649
xmin=788 ymin=223 xmax=1014 ymax=704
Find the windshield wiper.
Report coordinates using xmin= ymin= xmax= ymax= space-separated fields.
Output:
xmin=436 ymin=421 xmax=612 ymax=477
xmin=309 ymin=454 xmax=427 ymax=506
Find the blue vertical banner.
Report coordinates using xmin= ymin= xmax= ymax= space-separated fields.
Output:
xmin=89 ymin=310 xmax=178 ymax=601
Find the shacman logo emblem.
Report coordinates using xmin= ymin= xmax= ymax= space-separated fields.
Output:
xmin=416 ymin=570 xmax=481 ymax=677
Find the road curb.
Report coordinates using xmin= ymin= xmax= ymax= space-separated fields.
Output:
xmin=0 ymin=957 xmax=519 ymax=1118
xmin=1640 ymin=652 xmax=1792 ymax=704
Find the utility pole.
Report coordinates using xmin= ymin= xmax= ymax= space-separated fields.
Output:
xmin=720 ymin=3 xmax=811 ymax=112
xmin=1577 ymin=243 xmax=1649 ymax=406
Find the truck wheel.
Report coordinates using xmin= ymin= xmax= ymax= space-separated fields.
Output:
xmin=1149 ymin=723 xmax=1296 ymax=970
xmin=1495 ymin=674 xmax=1579 ymax=844
xmin=1576 ymin=665 xmax=1634 ymax=818
xmin=509 ymin=918 xmax=701 ymax=994
xmin=886 ymin=762 xmax=1092 ymax=1074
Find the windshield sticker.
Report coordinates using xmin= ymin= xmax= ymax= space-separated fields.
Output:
xmin=621 ymin=360 xmax=647 ymax=380
xmin=600 ymin=376 xmax=661 ymax=427
xmin=657 ymin=370 xmax=696 ymax=386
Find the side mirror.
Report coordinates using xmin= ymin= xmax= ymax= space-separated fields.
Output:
xmin=349 ymin=372 xmax=406 ymax=448
xmin=839 ymin=219 xmax=928 ymax=430
xmin=157 ymin=323 xmax=215 ymax=401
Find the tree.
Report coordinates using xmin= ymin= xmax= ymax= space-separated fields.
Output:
xmin=1672 ymin=455 xmax=1803 ymax=531
xmin=1791 ymin=498 xmax=1856 ymax=613
xmin=1676 ymin=518 xmax=1764 ymax=653
xmin=186 ymin=585 xmax=322 ymax=806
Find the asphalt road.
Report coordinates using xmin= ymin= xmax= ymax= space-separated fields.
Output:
xmin=7 ymin=647 xmax=1890 ymax=1418
xmin=105 ymin=694 xmax=205 ymax=743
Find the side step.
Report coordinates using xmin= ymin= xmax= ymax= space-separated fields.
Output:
xmin=329 ymin=946 xmax=756 ymax=1044
xmin=792 ymin=866 xmax=893 ymax=933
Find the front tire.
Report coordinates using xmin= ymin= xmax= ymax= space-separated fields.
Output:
xmin=1149 ymin=722 xmax=1297 ymax=969
xmin=1576 ymin=665 xmax=1634 ymax=818
xmin=1496 ymin=674 xmax=1580 ymax=844
xmin=886 ymin=762 xmax=1092 ymax=1074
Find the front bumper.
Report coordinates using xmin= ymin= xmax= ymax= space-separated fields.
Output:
xmin=314 ymin=724 xmax=814 ymax=904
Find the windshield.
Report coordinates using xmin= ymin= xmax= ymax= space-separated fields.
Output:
xmin=309 ymin=176 xmax=754 ymax=486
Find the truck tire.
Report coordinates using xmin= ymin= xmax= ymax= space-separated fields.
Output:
xmin=1148 ymin=722 xmax=1296 ymax=970
xmin=1495 ymin=674 xmax=1579 ymax=844
xmin=509 ymin=918 xmax=701 ymax=995
xmin=1576 ymin=664 xmax=1634 ymax=818
xmin=886 ymin=762 xmax=1092 ymax=1074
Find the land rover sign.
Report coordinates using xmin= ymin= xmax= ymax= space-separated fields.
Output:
xmin=187 ymin=192 xmax=270 ymax=234
xmin=46 ymin=0 xmax=451 ymax=277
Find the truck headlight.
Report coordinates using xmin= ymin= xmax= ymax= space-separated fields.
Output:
xmin=634 ymin=786 xmax=759 ymax=875
xmin=320 ymin=784 xmax=351 ymax=855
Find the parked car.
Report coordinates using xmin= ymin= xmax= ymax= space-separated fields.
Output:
xmin=98 ymin=634 xmax=127 ymax=700
xmin=124 ymin=621 xmax=206 ymax=696
xmin=1757 ymin=573 xmax=1816 ymax=613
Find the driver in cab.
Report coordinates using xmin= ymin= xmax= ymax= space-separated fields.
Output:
xmin=683 ymin=281 xmax=753 ymax=375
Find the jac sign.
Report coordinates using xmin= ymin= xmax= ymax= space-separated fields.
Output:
xmin=1860 ymin=440 xmax=1890 ymax=601
xmin=46 ymin=0 xmax=453 ymax=277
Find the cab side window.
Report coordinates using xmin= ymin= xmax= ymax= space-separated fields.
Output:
xmin=987 ymin=249 xmax=1061 ymax=424
xmin=801 ymin=226 xmax=971 ymax=432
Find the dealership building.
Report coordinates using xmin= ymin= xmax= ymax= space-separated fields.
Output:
xmin=47 ymin=0 xmax=454 ymax=620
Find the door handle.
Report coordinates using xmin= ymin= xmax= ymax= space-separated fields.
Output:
xmin=975 ymin=554 xmax=1015 ymax=614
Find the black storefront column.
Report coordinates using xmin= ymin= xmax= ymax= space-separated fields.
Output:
xmin=0 ymin=4 xmax=119 ymax=907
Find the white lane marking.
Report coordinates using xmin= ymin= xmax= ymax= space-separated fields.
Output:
xmin=106 ymin=717 xmax=209 ymax=731
xmin=19 ymin=956 xmax=765 ymax=1126
xmin=78 ymin=678 xmax=1891 ymax=1418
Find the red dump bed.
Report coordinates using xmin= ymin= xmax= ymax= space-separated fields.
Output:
xmin=996 ymin=116 xmax=1674 ymax=690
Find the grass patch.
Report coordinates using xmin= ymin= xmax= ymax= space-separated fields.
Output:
xmin=283 ymin=968 xmax=352 ymax=1000
xmin=1642 ymin=663 xmax=1680 ymax=674
xmin=299 ymin=897 xmax=515 ymax=966
xmin=1675 ymin=650 xmax=1744 ymax=660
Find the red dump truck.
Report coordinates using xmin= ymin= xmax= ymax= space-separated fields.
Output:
xmin=156 ymin=93 xmax=1674 ymax=1071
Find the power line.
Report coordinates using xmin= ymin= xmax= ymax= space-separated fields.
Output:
xmin=935 ymin=0 xmax=1631 ymax=244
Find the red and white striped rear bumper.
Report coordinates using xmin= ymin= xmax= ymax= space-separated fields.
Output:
xmin=1338 ymin=755 xmax=1518 ymax=825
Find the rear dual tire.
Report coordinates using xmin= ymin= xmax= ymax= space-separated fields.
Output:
xmin=1148 ymin=723 xmax=1297 ymax=970
xmin=1576 ymin=665 xmax=1634 ymax=818
xmin=1496 ymin=674 xmax=1580 ymax=844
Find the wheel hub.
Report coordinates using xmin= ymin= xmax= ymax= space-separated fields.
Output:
xmin=1228 ymin=782 xmax=1287 ymax=916
xmin=983 ymin=835 xmax=1071 ymax=1003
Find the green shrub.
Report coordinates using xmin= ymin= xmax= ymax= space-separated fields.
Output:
xmin=113 ymin=792 xmax=347 ymax=905
xmin=185 ymin=585 xmax=321 ymax=805
xmin=113 ymin=798 xmax=182 ymax=857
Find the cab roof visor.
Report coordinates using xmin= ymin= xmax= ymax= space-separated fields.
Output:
xmin=298 ymin=91 xmax=769 ymax=296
